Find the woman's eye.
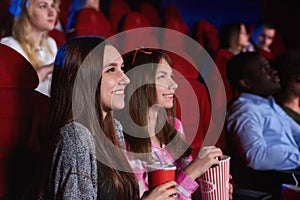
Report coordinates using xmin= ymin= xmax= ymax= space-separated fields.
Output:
xmin=39 ymin=4 xmax=47 ymax=9
xmin=157 ymin=75 xmax=165 ymax=80
xmin=106 ymin=67 xmax=115 ymax=73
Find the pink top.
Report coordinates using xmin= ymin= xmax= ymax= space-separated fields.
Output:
xmin=127 ymin=118 xmax=199 ymax=199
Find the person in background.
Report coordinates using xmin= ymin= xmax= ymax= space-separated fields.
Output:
xmin=119 ymin=48 xmax=227 ymax=199
xmin=275 ymin=50 xmax=300 ymax=124
xmin=0 ymin=0 xmax=59 ymax=97
xmin=214 ymin=22 xmax=250 ymax=104
xmin=250 ymin=21 xmax=277 ymax=63
xmin=226 ymin=51 xmax=300 ymax=198
xmin=37 ymin=37 xmax=178 ymax=200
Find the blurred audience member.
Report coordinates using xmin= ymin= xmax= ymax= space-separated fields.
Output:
xmin=66 ymin=0 xmax=112 ymax=39
xmin=250 ymin=21 xmax=277 ymax=63
xmin=0 ymin=0 xmax=59 ymax=97
xmin=275 ymin=51 xmax=300 ymax=124
xmin=226 ymin=51 xmax=300 ymax=171
xmin=226 ymin=51 xmax=300 ymax=198
xmin=214 ymin=22 xmax=250 ymax=103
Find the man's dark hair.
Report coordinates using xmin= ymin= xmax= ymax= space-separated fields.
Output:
xmin=227 ymin=51 xmax=261 ymax=92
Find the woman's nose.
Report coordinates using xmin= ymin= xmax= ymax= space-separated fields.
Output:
xmin=168 ymin=79 xmax=178 ymax=91
xmin=119 ymin=73 xmax=130 ymax=85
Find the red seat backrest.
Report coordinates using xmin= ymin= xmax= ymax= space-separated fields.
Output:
xmin=164 ymin=5 xmax=181 ymax=21
xmin=139 ymin=2 xmax=162 ymax=27
xmin=119 ymin=12 xmax=158 ymax=52
xmin=196 ymin=19 xmax=219 ymax=56
xmin=174 ymin=77 xmax=212 ymax=158
xmin=72 ymin=8 xmax=112 ymax=38
xmin=213 ymin=49 xmax=238 ymax=104
xmin=0 ymin=44 xmax=50 ymax=199
xmin=108 ymin=0 xmax=131 ymax=34
xmin=58 ymin=0 xmax=72 ymax=30
xmin=164 ymin=16 xmax=190 ymax=35
xmin=48 ymin=29 xmax=66 ymax=47
xmin=121 ymin=12 xmax=152 ymax=31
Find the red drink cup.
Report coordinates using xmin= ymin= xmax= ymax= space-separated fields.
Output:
xmin=199 ymin=155 xmax=231 ymax=200
xmin=147 ymin=164 xmax=176 ymax=189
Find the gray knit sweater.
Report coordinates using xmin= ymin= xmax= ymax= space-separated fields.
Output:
xmin=39 ymin=120 xmax=125 ymax=200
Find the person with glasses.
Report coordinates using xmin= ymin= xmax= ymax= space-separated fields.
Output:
xmin=117 ymin=48 xmax=226 ymax=199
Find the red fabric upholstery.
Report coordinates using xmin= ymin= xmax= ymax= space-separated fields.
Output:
xmin=213 ymin=48 xmax=239 ymax=104
xmin=164 ymin=16 xmax=190 ymax=35
xmin=164 ymin=5 xmax=181 ymax=20
xmin=108 ymin=0 xmax=131 ymax=33
xmin=0 ymin=44 xmax=50 ymax=199
xmin=0 ymin=0 xmax=10 ymax=23
xmin=258 ymin=49 xmax=276 ymax=64
xmin=174 ymin=77 xmax=211 ymax=159
xmin=165 ymin=51 xmax=199 ymax=79
xmin=121 ymin=12 xmax=152 ymax=31
xmin=195 ymin=20 xmax=219 ymax=56
xmin=139 ymin=2 xmax=162 ymax=27
xmin=58 ymin=0 xmax=72 ymax=30
xmin=270 ymin=31 xmax=287 ymax=58
xmin=119 ymin=12 xmax=158 ymax=52
xmin=71 ymin=8 xmax=112 ymax=38
xmin=48 ymin=29 xmax=66 ymax=47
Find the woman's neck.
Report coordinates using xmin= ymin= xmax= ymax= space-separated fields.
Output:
xmin=30 ymin=29 xmax=44 ymax=49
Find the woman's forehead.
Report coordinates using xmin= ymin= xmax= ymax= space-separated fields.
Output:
xmin=103 ymin=45 xmax=122 ymax=65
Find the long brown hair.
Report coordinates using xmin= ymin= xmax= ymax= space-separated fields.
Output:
xmin=49 ymin=36 xmax=139 ymax=199
xmin=121 ymin=48 xmax=192 ymax=160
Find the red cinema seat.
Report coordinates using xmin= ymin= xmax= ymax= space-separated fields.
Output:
xmin=195 ymin=19 xmax=219 ymax=56
xmin=121 ymin=12 xmax=152 ymax=31
xmin=120 ymin=12 xmax=158 ymax=52
xmin=70 ymin=8 xmax=112 ymax=39
xmin=139 ymin=2 xmax=162 ymax=27
xmin=108 ymin=0 xmax=131 ymax=34
xmin=164 ymin=16 xmax=190 ymax=35
xmin=48 ymin=29 xmax=66 ymax=47
xmin=0 ymin=44 xmax=50 ymax=199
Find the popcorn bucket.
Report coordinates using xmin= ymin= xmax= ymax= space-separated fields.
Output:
xmin=199 ymin=155 xmax=231 ymax=200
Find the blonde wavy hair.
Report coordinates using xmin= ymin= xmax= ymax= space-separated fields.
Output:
xmin=12 ymin=0 xmax=60 ymax=68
